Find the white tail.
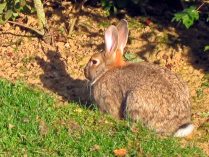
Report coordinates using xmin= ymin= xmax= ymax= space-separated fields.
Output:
xmin=174 ymin=124 xmax=194 ymax=137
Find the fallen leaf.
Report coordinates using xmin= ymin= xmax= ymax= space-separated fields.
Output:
xmin=90 ymin=144 xmax=100 ymax=151
xmin=131 ymin=126 xmax=139 ymax=133
xmin=67 ymin=119 xmax=81 ymax=133
xmin=8 ymin=123 xmax=15 ymax=129
xmin=39 ymin=119 xmax=48 ymax=136
xmin=113 ymin=148 xmax=127 ymax=157
xmin=23 ymin=154 xmax=28 ymax=157
xmin=7 ymin=52 xmax=13 ymax=57
xmin=145 ymin=18 xmax=152 ymax=26
xmin=23 ymin=118 xmax=30 ymax=123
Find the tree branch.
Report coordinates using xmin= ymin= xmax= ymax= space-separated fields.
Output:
xmin=8 ymin=21 xmax=45 ymax=36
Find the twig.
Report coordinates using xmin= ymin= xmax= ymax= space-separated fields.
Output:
xmin=68 ymin=0 xmax=88 ymax=36
xmin=197 ymin=2 xmax=205 ymax=11
xmin=8 ymin=21 xmax=45 ymax=36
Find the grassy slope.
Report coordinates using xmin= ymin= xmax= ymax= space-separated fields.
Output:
xmin=0 ymin=79 xmax=205 ymax=156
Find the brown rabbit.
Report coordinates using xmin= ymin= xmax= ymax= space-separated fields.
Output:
xmin=84 ymin=19 xmax=194 ymax=137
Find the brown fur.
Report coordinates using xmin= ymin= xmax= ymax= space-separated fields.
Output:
xmin=84 ymin=20 xmax=192 ymax=136
xmin=88 ymin=62 xmax=191 ymax=135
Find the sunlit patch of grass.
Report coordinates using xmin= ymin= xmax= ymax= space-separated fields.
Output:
xmin=21 ymin=56 xmax=35 ymax=65
xmin=0 ymin=79 xmax=206 ymax=156
xmin=98 ymin=21 xmax=111 ymax=28
xmin=128 ymin=18 xmax=145 ymax=30
xmin=195 ymin=75 xmax=209 ymax=99
xmin=124 ymin=52 xmax=144 ymax=63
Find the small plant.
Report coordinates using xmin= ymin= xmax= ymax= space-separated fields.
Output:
xmin=172 ymin=6 xmax=199 ymax=29
xmin=101 ymin=0 xmax=117 ymax=15
xmin=196 ymin=78 xmax=209 ymax=99
xmin=124 ymin=52 xmax=143 ymax=63
xmin=129 ymin=18 xmax=145 ymax=29
xmin=22 ymin=56 xmax=35 ymax=65
xmin=100 ymin=0 xmax=147 ymax=16
xmin=204 ymin=45 xmax=209 ymax=52
xmin=0 ymin=0 xmax=33 ymax=24
xmin=98 ymin=21 xmax=111 ymax=28
xmin=0 ymin=0 xmax=47 ymax=36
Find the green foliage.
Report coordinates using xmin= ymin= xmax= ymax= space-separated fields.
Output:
xmin=196 ymin=75 xmax=209 ymax=99
xmin=0 ymin=0 xmax=33 ymax=24
xmin=124 ymin=52 xmax=144 ymax=63
xmin=129 ymin=18 xmax=145 ymax=29
xmin=0 ymin=79 xmax=205 ymax=156
xmin=101 ymin=0 xmax=117 ymax=15
xmin=100 ymin=0 xmax=146 ymax=15
xmin=172 ymin=6 xmax=199 ymax=29
xmin=204 ymin=45 xmax=209 ymax=52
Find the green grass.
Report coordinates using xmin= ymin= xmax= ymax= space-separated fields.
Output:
xmin=0 ymin=79 xmax=206 ymax=156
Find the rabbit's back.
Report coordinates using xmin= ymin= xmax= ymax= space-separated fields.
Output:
xmin=93 ymin=62 xmax=191 ymax=135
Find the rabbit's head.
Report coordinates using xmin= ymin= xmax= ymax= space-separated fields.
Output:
xmin=84 ymin=19 xmax=129 ymax=82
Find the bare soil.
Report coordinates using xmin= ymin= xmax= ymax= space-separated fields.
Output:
xmin=0 ymin=5 xmax=209 ymax=155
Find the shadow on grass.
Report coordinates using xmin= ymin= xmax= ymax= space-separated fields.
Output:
xmin=35 ymin=50 xmax=91 ymax=106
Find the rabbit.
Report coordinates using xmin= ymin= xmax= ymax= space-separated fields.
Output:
xmin=84 ymin=19 xmax=194 ymax=137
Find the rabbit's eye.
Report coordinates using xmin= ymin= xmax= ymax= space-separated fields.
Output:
xmin=91 ymin=59 xmax=98 ymax=65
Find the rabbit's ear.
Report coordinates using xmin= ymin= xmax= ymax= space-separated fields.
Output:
xmin=116 ymin=19 xmax=128 ymax=54
xmin=105 ymin=25 xmax=118 ymax=58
